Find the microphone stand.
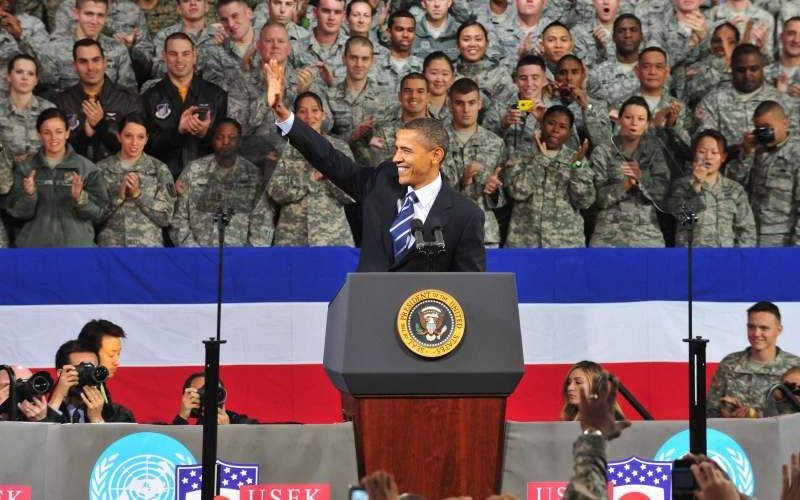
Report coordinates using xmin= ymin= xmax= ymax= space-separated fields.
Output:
xmin=201 ymin=205 xmax=230 ymax=500
xmin=680 ymin=204 xmax=708 ymax=455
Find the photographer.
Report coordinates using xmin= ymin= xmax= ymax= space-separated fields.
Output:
xmin=725 ymin=100 xmax=800 ymax=247
xmin=764 ymin=366 xmax=800 ymax=416
xmin=48 ymin=340 xmax=135 ymax=423
xmin=172 ymin=372 xmax=258 ymax=425
xmin=0 ymin=365 xmax=58 ymax=422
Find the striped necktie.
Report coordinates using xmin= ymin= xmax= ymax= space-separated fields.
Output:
xmin=390 ymin=191 xmax=419 ymax=261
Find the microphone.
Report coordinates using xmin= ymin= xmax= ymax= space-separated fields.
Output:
xmin=411 ymin=219 xmax=425 ymax=251
xmin=432 ymin=225 xmax=445 ymax=252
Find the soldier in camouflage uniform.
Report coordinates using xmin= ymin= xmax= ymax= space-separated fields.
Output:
xmin=268 ymin=92 xmax=354 ymax=246
xmin=505 ymin=105 xmax=594 ymax=248
xmin=590 ymin=97 xmax=670 ymax=247
xmin=422 ymin=50 xmax=454 ymax=122
xmin=6 ymin=109 xmax=109 ymax=247
xmin=707 ymin=301 xmax=800 ymax=418
xmin=324 ymin=36 xmax=391 ymax=166
xmin=411 ymin=0 xmax=459 ymax=61
xmin=453 ymin=21 xmax=513 ymax=120
xmin=369 ymin=11 xmax=422 ymax=93
xmin=642 ymin=0 xmax=708 ymax=71
xmin=138 ymin=0 xmax=181 ymax=38
xmin=0 ymin=0 xmax=49 ymax=95
xmin=251 ymin=0 xmax=310 ymax=62
xmin=171 ymin=119 xmax=275 ymax=246
xmin=96 ymin=115 xmax=176 ymax=246
xmin=0 ymin=137 xmax=14 ymax=246
xmin=553 ymin=55 xmax=612 ymax=151
xmin=38 ymin=0 xmax=137 ymax=95
xmin=0 ymin=55 xmax=56 ymax=163
xmin=368 ymin=72 xmax=429 ymax=167
xmin=725 ymin=101 xmax=800 ymax=247
xmin=571 ymin=1 xmax=618 ymax=68
xmin=586 ymin=14 xmax=643 ymax=111
xmin=440 ymin=78 xmax=507 ymax=246
xmin=707 ymin=0 xmax=774 ymax=57
xmin=291 ymin=0 xmax=348 ymax=87
xmin=695 ymin=44 xmax=797 ymax=150
xmin=150 ymin=0 xmax=217 ymax=78
xmin=666 ymin=129 xmax=756 ymax=247
xmin=679 ymin=22 xmax=737 ymax=108
xmin=487 ymin=0 xmax=552 ymax=65
xmin=764 ymin=18 xmax=800 ymax=102
xmin=474 ymin=0 xmax=518 ymax=62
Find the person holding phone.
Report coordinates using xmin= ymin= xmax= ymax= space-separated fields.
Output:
xmin=6 ymin=107 xmax=108 ymax=247
xmin=665 ymin=129 xmax=755 ymax=247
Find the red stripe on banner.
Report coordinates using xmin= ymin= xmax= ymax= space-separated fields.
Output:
xmin=34 ymin=363 xmax=720 ymax=424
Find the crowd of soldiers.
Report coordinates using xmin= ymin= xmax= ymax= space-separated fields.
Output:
xmin=0 ymin=0 xmax=798 ymax=248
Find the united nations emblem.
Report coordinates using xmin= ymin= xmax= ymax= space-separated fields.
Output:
xmin=397 ymin=289 xmax=465 ymax=358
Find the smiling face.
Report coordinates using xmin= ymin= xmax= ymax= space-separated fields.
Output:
xmin=257 ymin=24 xmax=291 ymax=62
xmin=164 ymin=37 xmax=197 ymax=79
xmin=540 ymin=25 xmax=573 ymax=64
xmin=117 ymin=121 xmax=148 ymax=162
xmin=218 ymin=0 xmax=254 ymax=42
xmin=781 ymin=20 xmax=800 ymax=58
xmin=38 ymin=116 xmax=69 ymax=157
xmin=747 ymin=311 xmax=783 ymax=357
xmin=399 ymin=77 xmax=429 ymax=116
xmin=74 ymin=44 xmax=107 ymax=87
xmin=392 ymin=128 xmax=444 ymax=188
xmin=75 ymin=0 xmax=107 ymax=38
xmin=424 ymin=57 xmax=454 ymax=97
xmin=516 ymin=62 xmax=546 ymax=99
xmin=457 ymin=25 xmax=487 ymax=62
xmin=296 ymin=95 xmax=325 ymax=132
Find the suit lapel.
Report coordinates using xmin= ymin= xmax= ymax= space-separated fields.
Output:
xmin=382 ymin=172 xmax=406 ymax=262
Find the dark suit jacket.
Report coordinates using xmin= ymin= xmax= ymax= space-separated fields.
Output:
xmin=285 ymin=118 xmax=486 ymax=272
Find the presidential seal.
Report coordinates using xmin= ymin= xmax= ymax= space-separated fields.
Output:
xmin=397 ymin=289 xmax=465 ymax=358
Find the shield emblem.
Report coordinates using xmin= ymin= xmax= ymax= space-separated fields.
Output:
xmin=66 ymin=112 xmax=79 ymax=131
xmin=155 ymin=102 xmax=172 ymax=119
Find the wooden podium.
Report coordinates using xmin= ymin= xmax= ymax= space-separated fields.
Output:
xmin=324 ymin=273 xmax=524 ymax=499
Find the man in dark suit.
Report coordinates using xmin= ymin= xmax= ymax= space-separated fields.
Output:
xmin=265 ymin=60 xmax=486 ymax=272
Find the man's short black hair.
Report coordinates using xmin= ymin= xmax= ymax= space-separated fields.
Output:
xmin=638 ymin=46 xmax=668 ymax=63
xmin=456 ymin=20 xmax=487 ymax=41
xmin=713 ymin=22 xmax=740 ymax=43
xmin=214 ymin=117 xmax=242 ymax=134
xmin=55 ymin=340 xmax=97 ymax=370
xmin=78 ymin=320 xmax=126 ymax=355
xmin=732 ymin=43 xmax=762 ymax=66
xmin=543 ymin=104 xmax=574 ymax=128
xmin=448 ymin=77 xmax=480 ymax=98
xmin=217 ymin=0 xmax=249 ymax=10
xmin=542 ymin=20 xmax=571 ymax=38
xmin=691 ymin=129 xmax=727 ymax=157
xmin=748 ymin=301 xmax=782 ymax=322
xmin=515 ymin=54 xmax=546 ymax=74
xmin=754 ymin=100 xmax=784 ymax=119
xmin=165 ymin=31 xmax=196 ymax=51
xmin=613 ymin=13 xmax=641 ymax=33
xmin=36 ymin=107 xmax=68 ymax=131
xmin=403 ymin=117 xmax=448 ymax=156
xmin=388 ymin=9 xmax=415 ymax=29
xmin=423 ymin=50 xmax=453 ymax=72
xmin=73 ymin=38 xmax=105 ymax=62
xmin=183 ymin=371 xmax=225 ymax=390
xmin=293 ymin=91 xmax=324 ymax=111
xmin=400 ymin=71 xmax=427 ymax=90
xmin=556 ymin=53 xmax=583 ymax=70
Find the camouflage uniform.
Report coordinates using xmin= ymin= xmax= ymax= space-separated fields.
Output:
xmin=694 ymin=84 xmax=796 ymax=148
xmin=666 ymin=174 xmax=756 ymax=247
xmin=575 ymin=0 xmax=634 ymax=26
xmin=0 ymin=95 xmax=56 ymax=160
xmin=486 ymin=16 xmax=552 ymax=68
xmin=52 ymin=0 xmax=154 ymax=79
xmin=764 ymin=62 xmax=800 ymax=102
xmin=366 ymin=112 xmax=403 ymax=167
xmin=680 ymin=54 xmax=730 ymax=109
xmin=725 ymin=136 xmax=800 ymax=246
xmin=633 ymin=0 xmax=672 ymax=35
xmin=571 ymin=22 xmax=615 ymax=67
xmin=38 ymin=33 xmax=138 ymax=93
xmin=171 ymin=154 xmax=275 ymax=246
xmin=0 ymin=15 xmax=49 ymax=95
xmin=441 ymin=124 xmax=507 ymax=245
xmin=292 ymin=30 xmax=349 ymax=87
xmin=504 ymin=146 xmax=595 ymax=248
xmin=589 ymin=136 xmax=670 ymax=247
xmin=644 ymin=11 xmax=706 ymax=68
xmin=96 ymin=153 xmax=176 ymax=246
xmin=15 ymin=0 xmax=47 ymax=25
xmin=563 ymin=434 xmax=609 ymax=500
xmin=325 ymin=77 xmax=392 ymax=166
xmin=587 ymin=59 xmax=640 ymax=111
xmin=370 ymin=51 xmax=424 ymax=94
xmin=151 ymin=23 xmax=217 ymax=79
xmin=474 ymin=2 xmax=518 ymax=62
xmin=6 ymin=145 xmax=108 ymax=247
xmin=267 ymin=134 xmax=355 ymax=246
xmin=201 ymin=36 xmax=257 ymax=119
xmin=707 ymin=2 xmax=775 ymax=57
xmin=412 ymin=15 xmax=460 ymax=62
xmin=707 ymin=347 xmax=800 ymax=417
xmin=454 ymin=57 xmax=513 ymax=118
xmin=140 ymin=0 xmax=181 ymax=37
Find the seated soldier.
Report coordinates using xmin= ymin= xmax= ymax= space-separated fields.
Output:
xmin=707 ymin=301 xmax=800 ymax=418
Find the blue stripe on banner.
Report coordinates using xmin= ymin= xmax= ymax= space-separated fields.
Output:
xmin=0 ymin=247 xmax=799 ymax=305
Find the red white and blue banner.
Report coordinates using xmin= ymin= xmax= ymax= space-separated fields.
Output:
xmin=2 ymin=248 xmax=799 ymax=424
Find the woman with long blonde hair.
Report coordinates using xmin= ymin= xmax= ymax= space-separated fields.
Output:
xmin=560 ymin=360 xmax=625 ymax=421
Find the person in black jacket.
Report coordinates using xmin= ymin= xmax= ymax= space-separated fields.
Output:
xmin=265 ymin=59 xmax=485 ymax=272
xmin=52 ymin=38 xmax=144 ymax=163
xmin=47 ymin=339 xmax=135 ymax=423
xmin=172 ymin=372 xmax=258 ymax=425
xmin=143 ymin=32 xmax=228 ymax=179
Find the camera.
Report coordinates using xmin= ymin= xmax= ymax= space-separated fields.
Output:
xmin=514 ymin=99 xmax=534 ymax=112
xmin=190 ymin=384 xmax=227 ymax=419
xmin=753 ymin=125 xmax=775 ymax=145
xmin=14 ymin=371 xmax=53 ymax=401
xmin=554 ymin=85 xmax=574 ymax=106
xmin=196 ymin=103 xmax=210 ymax=121
xmin=671 ymin=458 xmax=698 ymax=496
xmin=349 ymin=486 xmax=368 ymax=500
xmin=75 ymin=362 xmax=108 ymax=388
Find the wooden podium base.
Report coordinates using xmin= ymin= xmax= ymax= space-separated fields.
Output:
xmin=342 ymin=394 xmax=507 ymax=499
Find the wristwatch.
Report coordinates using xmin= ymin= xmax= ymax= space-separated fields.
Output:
xmin=582 ymin=428 xmax=603 ymax=436
xmin=570 ymin=160 xmax=583 ymax=169
xmin=114 ymin=196 xmax=125 ymax=208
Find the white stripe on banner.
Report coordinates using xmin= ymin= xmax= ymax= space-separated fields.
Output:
xmin=4 ymin=302 xmax=800 ymax=368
